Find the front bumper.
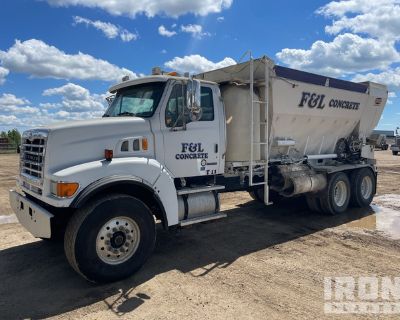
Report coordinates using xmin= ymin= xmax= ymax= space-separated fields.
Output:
xmin=9 ymin=190 xmax=53 ymax=238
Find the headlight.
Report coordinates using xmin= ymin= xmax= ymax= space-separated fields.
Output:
xmin=50 ymin=181 xmax=79 ymax=198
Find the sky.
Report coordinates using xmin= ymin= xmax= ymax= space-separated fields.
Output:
xmin=0 ymin=0 xmax=399 ymax=133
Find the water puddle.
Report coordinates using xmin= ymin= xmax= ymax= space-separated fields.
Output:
xmin=345 ymin=205 xmax=400 ymax=240
xmin=0 ymin=214 xmax=18 ymax=225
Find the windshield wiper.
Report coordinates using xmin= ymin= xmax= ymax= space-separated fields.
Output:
xmin=117 ymin=112 xmax=136 ymax=117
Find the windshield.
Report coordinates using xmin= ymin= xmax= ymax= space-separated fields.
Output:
xmin=104 ymin=82 xmax=166 ymax=117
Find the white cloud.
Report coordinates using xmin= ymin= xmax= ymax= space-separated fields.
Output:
xmin=73 ymin=16 xmax=118 ymax=38
xmin=276 ymin=0 xmax=400 ymax=80
xmin=1 ymin=105 xmax=39 ymax=114
xmin=0 ymin=93 xmax=38 ymax=126
xmin=0 ymin=85 xmax=110 ymax=129
xmin=120 ymin=29 xmax=137 ymax=42
xmin=0 ymin=39 xmax=137 ymax=82
xmin=43 ymin=82 xmax=90 ymax=100
xmin=158 ymin=25 xmax=177 ymax=37
xmin=181 ymin=24 xmax=202 ymax=34
xmin=318 ymin=0 xmax=400 ymax=41
xmin=0 ymin=66 xmax=9 ymax=85
xmin=73 ymin=16 xmax=138 ymax=42
xmin=0 ymin=93 xmax=30 ymax=106
xmin=164 ymin=54 xmax=236 ymax=74
xmin=39 ymin=102 xmax=62 ymax=109
xmin=276 ymin=33 xmax=399 ymax=76
xmin=159 ymin=24 xmax=210 ymax=39
xmin=43 ymin=83 xmax=106 ymax=112
xmin=46 ymin=0 xmax=233 ymax=18
xmin=0 ymin=115 xmax=19 ymax=126
xmin=386 ymin=92 xmax=397 ymax=104
xmin=181 ymin=24 xmax=210 ymax=38
xmin=352 ymin=68 xmax=400 ymax=90
xmin=217 ymin=16 xmax=224 ymax=22
xmin=316 ymin=0 xmax=395 ymax=17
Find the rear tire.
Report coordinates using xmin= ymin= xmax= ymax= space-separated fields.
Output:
xmin=248 ymin=188 xmax=281 ymax=203
xmin=64 ymin=194 xmax=156 ymax=283
xmin=350 ymin=168 xmax=376 ymax=208
xmin=306 ymin=195 xmax=322 ymax=213
xmin=248 ymin=188 xmax=264 ymax=202
xmin=320 ymin=172 xmax=351 ymax=215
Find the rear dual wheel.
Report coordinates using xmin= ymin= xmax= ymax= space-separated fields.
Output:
xmin=350 ymin=168 xmax=375 ymax=208
xmin=319 ymin=172 xmax=351 ymax=215
xmin=306 ymin=169 xmax=375 ymax=215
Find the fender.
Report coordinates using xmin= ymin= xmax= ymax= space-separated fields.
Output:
xmin=49 ymin=157 xmax=179 ymax=226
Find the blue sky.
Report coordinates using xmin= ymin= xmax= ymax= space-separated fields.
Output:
xmin=0 ymin=0 xmax=399 ymax=132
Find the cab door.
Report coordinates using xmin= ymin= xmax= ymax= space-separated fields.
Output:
xmin=160 ymin=81 xmax=221 ymax=178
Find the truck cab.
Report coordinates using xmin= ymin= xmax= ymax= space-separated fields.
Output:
xmin=10 ymin=74 xmax=227 ymax=283
xmin=105 ymin=75 xmax=226 ymax=178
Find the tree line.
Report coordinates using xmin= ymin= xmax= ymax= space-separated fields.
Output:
xmin=0 ymin=129 xmax=22 ymax=147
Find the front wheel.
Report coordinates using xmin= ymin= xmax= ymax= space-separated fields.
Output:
xmin=64 ymin=194 xmax=156 ymax=283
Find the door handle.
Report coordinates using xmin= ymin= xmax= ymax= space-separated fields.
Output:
xmin=215 ymin=144 xmax=218 ymax=153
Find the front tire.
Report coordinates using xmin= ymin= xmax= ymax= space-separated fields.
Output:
xmin=64 ymin=194 xmax=156 ymax=283
xmin=320 ymin=172 xmax=351 ymax=215
xmin=350 ymin=168 xmax=376 ymax=208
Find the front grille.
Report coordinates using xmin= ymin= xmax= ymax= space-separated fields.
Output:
xmin=20 ymin=130 xmax=48 ymax=195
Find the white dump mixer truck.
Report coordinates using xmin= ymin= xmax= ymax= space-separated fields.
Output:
xmin=9 ymin=56 xmax=387 ymax=282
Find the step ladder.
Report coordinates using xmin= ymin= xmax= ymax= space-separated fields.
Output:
xmin=249 ymin=55 xmax=272 ymax=205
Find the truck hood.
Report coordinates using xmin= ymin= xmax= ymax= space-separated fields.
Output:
xmin=39 ymin=117 xmax=152 ymax=173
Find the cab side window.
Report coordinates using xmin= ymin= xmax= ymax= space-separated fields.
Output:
xmin=165 ymin=84 xmax=214 ymax=127
xmin=200 ymin=87 xmax=214 ymax=121
xmin=165 ymin=84 xmax=185 ymax=127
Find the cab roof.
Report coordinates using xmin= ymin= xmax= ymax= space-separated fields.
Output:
xmin=109 ymin=75 xmax=217 ymax=93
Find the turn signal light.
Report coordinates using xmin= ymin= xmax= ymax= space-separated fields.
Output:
xmin=141 ymin=138 xmax=148 ymax=151
xmin=51 ymin=182 xmax=79 ymax=198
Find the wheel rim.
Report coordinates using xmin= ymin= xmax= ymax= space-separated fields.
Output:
xmin=360 ymin=175 xmax=373 ymax=200
xmin=333 ymin=180 xmax=348 ymax=207
xmin=96 ymin=216 xmax=140 ymax=265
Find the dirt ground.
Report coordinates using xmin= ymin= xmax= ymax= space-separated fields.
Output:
xmin=1 ymin=151 xmax=400 ymax=319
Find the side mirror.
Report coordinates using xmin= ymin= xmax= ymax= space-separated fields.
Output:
xmin=105 ymin=95 xmax=115 ymax=107
xmin=186 ymin=79 xmax=202 ymax=121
